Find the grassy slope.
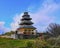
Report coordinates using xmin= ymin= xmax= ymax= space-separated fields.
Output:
xmin=0 ymin=38 xmax=34 ymax=48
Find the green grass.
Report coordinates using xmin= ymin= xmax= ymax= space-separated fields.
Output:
xmin=0 ymin=37 xmax=34 ymax=48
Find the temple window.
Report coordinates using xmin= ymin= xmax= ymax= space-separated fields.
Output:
xmin=24 ymin=29 xmax=27 ymax=32
xmin=28 ymin=30 xmax=31 ymax=32
xmin=32 ymin=32 xmax=34 ymax=34
xmin=24 ymin=32 xmax=26 ymax=34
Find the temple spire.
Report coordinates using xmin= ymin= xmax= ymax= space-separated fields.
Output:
xmin=24 ymin=12 xmax=28 ymax=15
xmin=20 ymin=12 xmax=34 ymax=25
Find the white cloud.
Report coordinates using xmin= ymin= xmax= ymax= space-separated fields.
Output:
xmin=10 ymin=13 xmax=23 ymax=31
xmin=0 ymin=21 xmax=10 ymax=34
xmin=10 ymin=0 xmax=60 ymax=32
xmin=28 ymin=0 xmax=60 ymax=32
xmin=0 ymin=22 xmax=5 ymax=27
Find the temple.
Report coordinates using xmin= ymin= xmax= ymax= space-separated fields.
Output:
xmin=15 ymin=12 xmax=37 ymax=39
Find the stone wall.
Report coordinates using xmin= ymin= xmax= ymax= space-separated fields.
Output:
xmin=15 ymin=34 xmax=36 ymax=39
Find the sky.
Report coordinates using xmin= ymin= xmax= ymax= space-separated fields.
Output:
xmin=0 ymin=0 xmax=60 ymax=34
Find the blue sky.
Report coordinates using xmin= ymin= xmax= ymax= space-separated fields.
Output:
xmin=0 ymin=0 xmax=41 ymax=27
xmin=0 ymin=0 xmax=60 ymax=34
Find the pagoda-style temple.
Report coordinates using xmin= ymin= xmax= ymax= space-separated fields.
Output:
xmin=15 ymin=12 xmax=37 ymax=39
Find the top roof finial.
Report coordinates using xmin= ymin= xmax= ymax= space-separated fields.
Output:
xmin=24 ymin=12 xmax=28 ymax=15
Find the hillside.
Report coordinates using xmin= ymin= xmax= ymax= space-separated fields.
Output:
xmin=0 ymin=37 xmax=34 ymax=48
xmin=0 ymin=36 xmax=60 ymax=48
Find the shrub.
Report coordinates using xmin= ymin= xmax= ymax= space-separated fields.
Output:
xmin=26 ymin=39 xmax=51 ymax=48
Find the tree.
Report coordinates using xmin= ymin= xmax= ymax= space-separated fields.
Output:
xmin=46 ymin=23 xmax=60 ymax=37
xmin=4 ymin=31 xmax=15 ymax=36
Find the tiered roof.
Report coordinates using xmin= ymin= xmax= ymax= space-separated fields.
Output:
xmin=19 ymin=12 xmax=36 ymax=29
